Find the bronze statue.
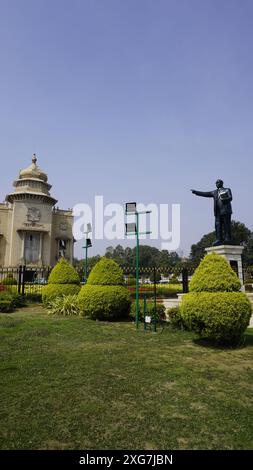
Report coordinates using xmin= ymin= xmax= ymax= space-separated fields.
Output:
xmin=191 ymin=179 xmax=233 ymax=246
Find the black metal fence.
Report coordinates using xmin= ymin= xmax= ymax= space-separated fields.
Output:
xmin=0 ymin=264 xmax=193 ymax=297
xmin=0 ymin=266 xmax=51 ymax=297
xmin=122 ymin=265 xmax=195 ymax=300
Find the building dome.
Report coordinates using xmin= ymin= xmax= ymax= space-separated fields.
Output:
xmin=6 ymin=154 xmax=57 ymax=206
xmin=19 ymin=154 xmax=48 ymax=182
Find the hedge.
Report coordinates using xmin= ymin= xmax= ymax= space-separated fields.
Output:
xmin=189 ymin=253 xmax=241 ymax=292
xmin=180 ymin=292 xmax=252 ymax=345
xmin=78 ymin=285 xmax=131 ymax=320
xmin=42 ymin=284 xmax=81 ymax=305
xmin=0 ymin=292 xmax=26 ymax=312
xmin=87 ymin=257 xmax=124 ymax=286
xmin=2 ymin=274 xmax=18 ymax=286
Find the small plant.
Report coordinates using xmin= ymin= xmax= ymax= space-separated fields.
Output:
xmin=167 ymin=306 xmax=185 ymax=329
xmin=47 ymin=295 xmax=81 ymax=316
xmin=0 ymin=292 xmax=26 ymax=312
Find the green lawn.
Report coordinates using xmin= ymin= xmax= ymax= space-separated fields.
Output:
xmin=1 ymin=305 xmax=253 ymax=450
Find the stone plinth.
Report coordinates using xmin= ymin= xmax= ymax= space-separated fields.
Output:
xmin=205 ymin=245 xmax=244 ymax=288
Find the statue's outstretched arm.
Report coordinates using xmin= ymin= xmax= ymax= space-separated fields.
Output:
xmin=191 ymin=190 xmax=214 ymax=198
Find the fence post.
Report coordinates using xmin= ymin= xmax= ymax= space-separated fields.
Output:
xmin=153 ymin=267 xmax=157 ymax=332
xmin=18 ymin=265 xmax=22 ymax=295
xmin=22 ymin=265 xmax=26 ymax=296
xmin=182 ymin=267 xmax=189 ymax=293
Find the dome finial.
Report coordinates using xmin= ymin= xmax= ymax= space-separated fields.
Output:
xmin=32 ymin=153 xmax=37 ymax=165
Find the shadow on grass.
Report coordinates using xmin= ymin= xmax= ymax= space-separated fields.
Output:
xmin=193 ymin=329 xmax=253 ymax=350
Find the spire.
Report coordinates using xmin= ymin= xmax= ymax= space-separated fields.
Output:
xmin=32 ymin=153 xmax=37 ymax=165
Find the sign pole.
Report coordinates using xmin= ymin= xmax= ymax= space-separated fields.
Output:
xmin=136 ymin=212 xmax=139 ymax=329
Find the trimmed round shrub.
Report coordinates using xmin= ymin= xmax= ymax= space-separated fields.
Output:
xmin=87 ymin=257 xmax=124 ymax=286
xmin=48 ymin=258 xmax=80 ymax=285
xmin=78 ymin=285 xmax=131 ymax=320
xmin=2 ymin=274 xmax=18 ymax=285
xmin=189 ymin=253 xmax=241 ymax=292
xmin=42 ymin=284 xmax=80 ymax=305
xmin=181 ymin=292 xmax=252 ymax=345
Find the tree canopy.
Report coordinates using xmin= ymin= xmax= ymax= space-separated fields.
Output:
xmin=190 ymin=220 xmax=253 ymax=266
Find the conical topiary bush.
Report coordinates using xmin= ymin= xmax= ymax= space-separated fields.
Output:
xmin=42 ymin=258 xmax=81 ymax=305
xmin=78 ymin=257 xmax=130 ymax=320
xmin=189 ymin=252 xmax=241 ymax=292
xmin=87 ymin=257 xmax=124 ymax=286
xmin=181 ymin=253 xmax=252 ymax=346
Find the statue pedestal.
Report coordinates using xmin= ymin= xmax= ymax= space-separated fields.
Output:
xmin=205 ymin=245 xmax=244 ymax=289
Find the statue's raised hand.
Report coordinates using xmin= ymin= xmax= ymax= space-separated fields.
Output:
xmin=191 ymin=189 xmax=197 ymax=194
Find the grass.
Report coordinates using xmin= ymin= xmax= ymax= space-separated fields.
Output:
xmin=0 ymin=305 xmax=253 ymax=450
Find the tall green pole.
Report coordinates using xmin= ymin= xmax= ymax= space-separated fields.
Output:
xmin=136 ymin=212 xmax=139 ymax=329
xmin=85 ymin=241 xmax=88 ymax=283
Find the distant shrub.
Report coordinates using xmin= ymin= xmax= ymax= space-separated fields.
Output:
xmin=127 ymin=274 xmax=136 ymax=286
xmin=87 ymin=257 xmax=124 ymax=286
xmin=169 ymin=275 xmax=179 ymax=284
xmin=128 ymin=284 xmax=182 ymax=300
xmin=48 ymin=258 xmax=80 ymax=285
xmin=2 ymin=274 xmax=17 ymax=285
xmin=78 ymin=285 xmax=131 ymax=320
xmin=47 ymin=295 xmax=80 ymax=316
xmin=189 ymin=253 xmax=241 ymax=292
xmin=181 ymin=292 xmax=252 ymax=346
xmin=42 ymin=284 xmax=80 ymax=305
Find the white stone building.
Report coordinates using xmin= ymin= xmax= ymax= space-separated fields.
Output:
xmin=0 ymin=154 xmax=74 ymax=267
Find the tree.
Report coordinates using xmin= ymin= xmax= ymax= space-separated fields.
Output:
xmin=190 ymin=220 xmax=253 ymax=266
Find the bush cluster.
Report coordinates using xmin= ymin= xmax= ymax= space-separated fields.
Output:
xmin=0 ymin=292 xmax=26 ymax=313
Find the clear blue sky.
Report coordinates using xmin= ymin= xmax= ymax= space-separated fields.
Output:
xmin=0 ymin=0 xmax=253 ymax=258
